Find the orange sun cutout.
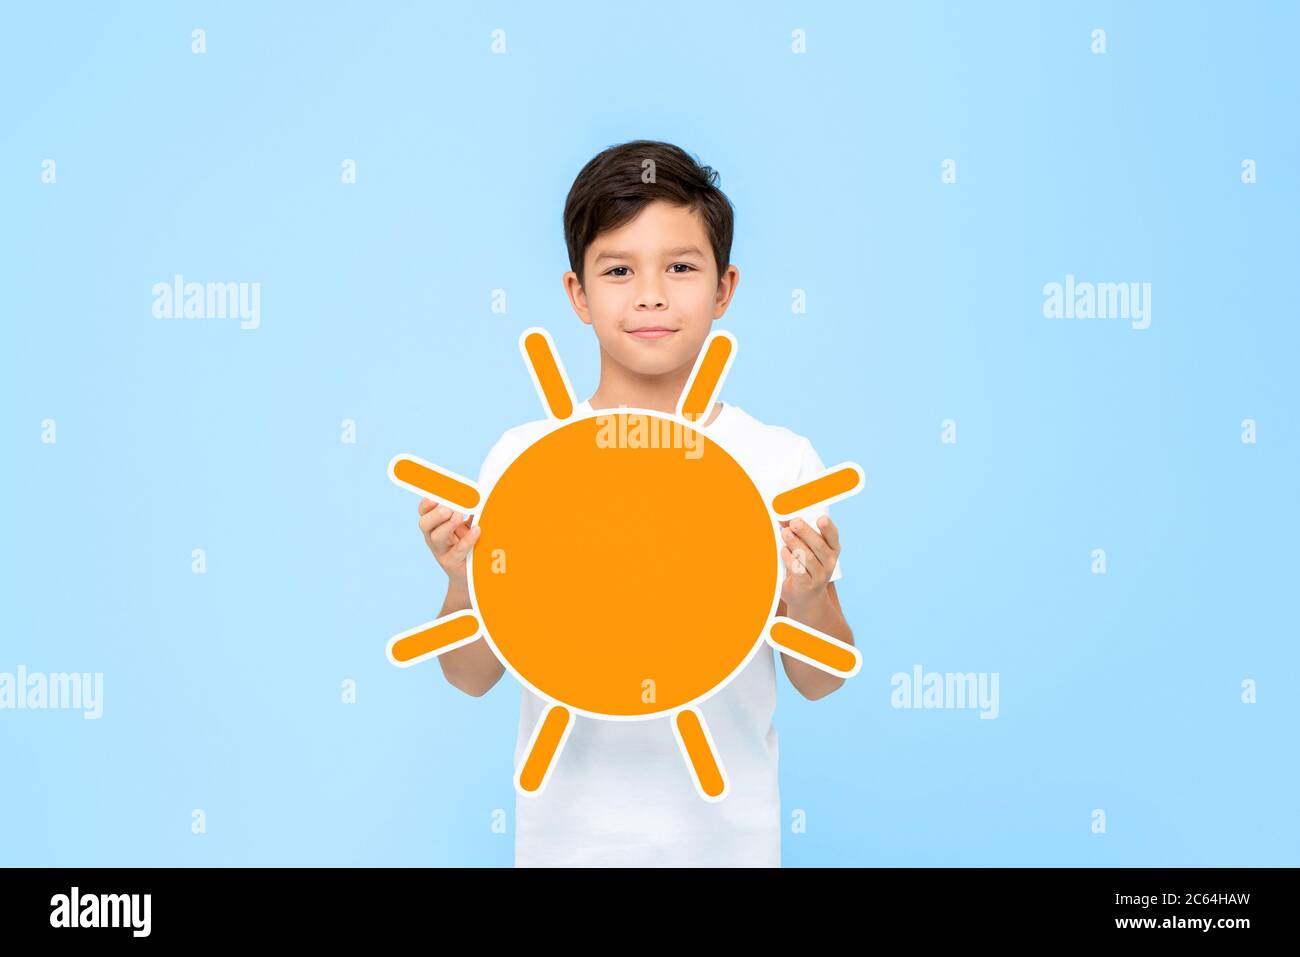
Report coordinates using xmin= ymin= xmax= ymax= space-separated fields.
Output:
xmin=387 ymin=327 xmax=864 ymax=802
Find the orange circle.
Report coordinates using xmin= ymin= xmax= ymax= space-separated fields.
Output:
xmin=471 ymin=412 xmax=778 ymax=717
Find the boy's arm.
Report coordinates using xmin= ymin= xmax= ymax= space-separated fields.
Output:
xmin=778 ymin=584 xmax=852 ymax=700
xmin=777 ymin=516 xmax=854 ymax=701
xmin=417 ymin=499 xmax=505 ymax=697
xmin=434 ymin=578 xmax=505 ymax=697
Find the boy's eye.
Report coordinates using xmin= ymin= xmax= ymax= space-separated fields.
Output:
xmin=604 ymin=264 xmax=695 ymax=277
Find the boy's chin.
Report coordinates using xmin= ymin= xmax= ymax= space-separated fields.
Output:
xmin=614 ymin=347 xmax=690 ymax=379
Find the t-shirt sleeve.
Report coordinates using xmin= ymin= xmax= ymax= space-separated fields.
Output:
xmin=789 ymin=438 xmax=844 ymax=584
xmin=476 ymin=430 xmax=521 ymax=497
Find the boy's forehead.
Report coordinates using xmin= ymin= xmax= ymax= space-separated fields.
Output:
xmin=587 ymin=202 xmax=708 ymax=259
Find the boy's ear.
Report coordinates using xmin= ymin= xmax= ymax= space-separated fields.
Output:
xmin=563 ymin=270 xmax=593 ymax=325
xmin=713 ymin=263 xmax=740 ymax=317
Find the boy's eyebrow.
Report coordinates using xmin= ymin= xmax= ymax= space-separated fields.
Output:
xmin=592 ymin=245 xmax=706 ymax=265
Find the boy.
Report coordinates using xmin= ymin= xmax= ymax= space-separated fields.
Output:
xmin=417 ymin=140 xmax=855 ymax=867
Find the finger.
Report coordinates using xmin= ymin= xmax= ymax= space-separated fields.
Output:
xmin=781 ymin=523 xmax=828 ymax=573
xmin=446 ymin=524 xmax=482 ymax=561
xmin=428 ymin=513 xmax=464 ymax=552
xmin=789 ymin=517 xmax=834 ymax=562
xmin=786 ymin=518 xmax=834 ymax=568
xmin=418 ymin=504 xmax=453 ymax=534
xmin=439 ymin=511 xmax=466 ymax=546
xmin=781 ymin=545 xmax=809 ymax=578
xmin=418 ymin=497 xmax=438 ymax=516
xmin=816 ymin=514 xmax=840 ymax=552
xmin=452 ymin=511 xmax=476 ymax=540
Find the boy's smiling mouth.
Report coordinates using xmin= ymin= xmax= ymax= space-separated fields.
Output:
xmin=626 ymin=325 xmax=677 ymax=340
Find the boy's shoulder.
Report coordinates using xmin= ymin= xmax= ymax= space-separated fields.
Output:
xmin=476 ymin=415 xmax=554 ymax=488
xmin=488 ymin=415 xmax=557 ymax=454
xmin=715 ymin=403 xmax=814 ymax=453
xmin=712 ymin=404 xmax=823 ymax=489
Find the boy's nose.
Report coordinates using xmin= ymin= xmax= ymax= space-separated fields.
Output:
xmin=634 ymin=286 xmax=668 ymax=310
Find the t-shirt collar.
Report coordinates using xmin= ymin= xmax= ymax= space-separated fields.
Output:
xmin=575 ymin=398 xmax=729 ymax=427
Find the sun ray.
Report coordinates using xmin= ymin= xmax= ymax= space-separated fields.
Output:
xmin=388 ymin=454 xmax=481 ymax=511
xmin=516 ymin=703 xmax=573 ymax=794
xmin=672 ymin=707 xmax=729 ymax=801
xmin=520 ymin=327 xmax=575 ymax=420
xmin=771 ymin=462 xmax=865 ymax=516
xmin=767 ymin=617 xmax=862 ymax=677
xmin=677 ymin=330 xmax=736 ymax=423
xmin=387 ymin=610 xmax=482 ymax=667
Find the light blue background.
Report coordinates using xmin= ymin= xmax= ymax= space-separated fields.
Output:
xmin=2 ymin=1 xmax=1296 ymax=866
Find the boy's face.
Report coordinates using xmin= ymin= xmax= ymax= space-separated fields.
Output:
xmin=564 ymin=200 xmax=739 ymax=379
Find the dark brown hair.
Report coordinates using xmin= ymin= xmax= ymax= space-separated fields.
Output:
xmin=563 ymin=140 xmax=734 ymax=288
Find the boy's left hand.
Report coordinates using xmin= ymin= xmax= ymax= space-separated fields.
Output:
xmin=779 ymin=515 xmax=840 ymax=608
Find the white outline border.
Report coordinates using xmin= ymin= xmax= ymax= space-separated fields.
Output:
xmin=390 ymin=327 xmax=867 ymax=799
xmin=767 ymin=615 xmax=862 ymax=679
xmin=772 ymin=461 xmax=866 ymax=517
xmin=386 ymin=611 xmax=482 ymax=669
xmin=671 ymin=705 xmax=732 ymax=802
xmin=387 ymin=453 xmax=483 ymax=515
xmin=675 ymin=328 xmax=738 ymax=422
xmin=513 ymin=702 xmax=577 ymax=797
xmin=518 ymin=325 xmax=577 ymax=421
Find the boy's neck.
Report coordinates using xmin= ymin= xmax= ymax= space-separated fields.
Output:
xmin=587 ymin=351 xmax=723 ymax=426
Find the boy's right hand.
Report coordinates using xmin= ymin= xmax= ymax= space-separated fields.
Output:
xmin=418 ymin=498 xmax=482 ymax=583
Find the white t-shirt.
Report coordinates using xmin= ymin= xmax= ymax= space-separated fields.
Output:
xmin=473 ymin=398 xmax=843 ymax=867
